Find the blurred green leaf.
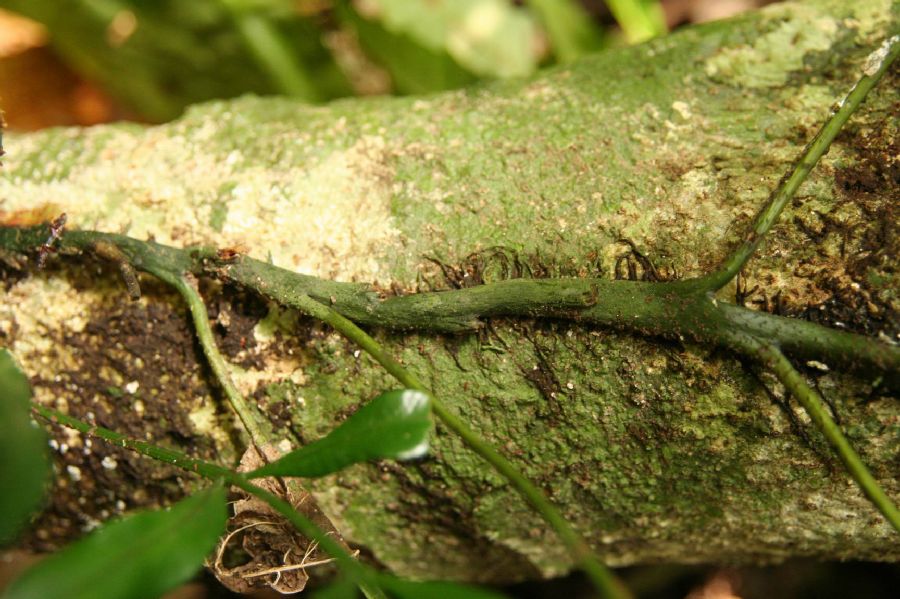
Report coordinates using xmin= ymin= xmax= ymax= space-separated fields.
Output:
xmin=380 ymin=577 xmax=511 ymax=599
xmin=605 ymin=0 xmax=667 ymax=44
xmin=343 ymin=0 xmax=542 ymax=85
xmin=312 ymin=578 xmax=360 ymax=599
xmin=0 ymin=349 xmax=50 ymax=546
xmin=526 ymin=0 xmax=605 ymax=62
xmin=337 ymin=2 xmax=476 ymax=94
xmin=218 ymin=0 xmax=324 ymax=100
xmin=250 ymin=389 xmax=432 ymax=478
xmin=3 ymin=483 xmax=228 ymax=599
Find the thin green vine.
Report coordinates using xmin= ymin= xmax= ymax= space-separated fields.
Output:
xmin=700 ymin=32 xmax=900 ymax=291
xmin=277 ymin=293 xmax=628 ymax=598
xmin=695 ymin=33 xmax=900 ymax=533
xmin=171 ymin=274 xmax=272 ymax=449
xmin=161 ymin=276 xmax=627 ymax=596
xmin=30 ymin=404 xmax=388 ymax=598
xmin=169 ymin=273 xmax=372 ymax=594
xmin=743 ymin=337 xmax=900 ymax=532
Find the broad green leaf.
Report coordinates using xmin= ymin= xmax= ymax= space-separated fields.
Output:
xmin=0 ymin=349 xmax=50 ymax=545
xmin=347 ymin=0 xmax=541 ymax=80
xmin=250 ymin=389 xmax=432 ymax=478
xmin=337 ymin=3 xmax=476 ymax=95
xmin=3 ymin=483 xmax=227 ymax=599
xmin=526 ymin=0 xmax=606 ymax=63
xmin=380 ymin=577 xmax=510 ymax=599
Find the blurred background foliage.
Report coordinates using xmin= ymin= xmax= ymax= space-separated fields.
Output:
xmin=0 ymin=0 xmax=773 ymax=127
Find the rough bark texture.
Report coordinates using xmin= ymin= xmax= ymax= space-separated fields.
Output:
xmin=1 ymin=0 xmax=898 ymax=583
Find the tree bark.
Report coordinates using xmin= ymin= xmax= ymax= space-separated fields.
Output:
xmin=0 ymin=0 xmax=897 ymax=583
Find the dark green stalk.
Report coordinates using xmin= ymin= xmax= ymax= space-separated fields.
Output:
xmin=699 ymin=33 xmax=900 ymax=291
xmin=212 ymin=253 xmax=603 ymax=332
xmin=717 ymin=302 xmax=898 ymax=382
xmin=215 ymin=255 xmax=898 ymax=380
xmin=271 ymin=293 xmax=630 ymax=599
xmin=31 ymin=403 xmax=387 ymax=598
xmin=0 ymin=227 xmax=896 ymax=380
xmin=737 ymin=339 xmax=900 ymax=532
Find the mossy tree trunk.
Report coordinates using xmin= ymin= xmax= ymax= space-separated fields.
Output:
xmin=1 ymin=0 xmax=897 ymax=583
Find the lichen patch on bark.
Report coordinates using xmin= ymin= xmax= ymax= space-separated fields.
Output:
xmin=704 ymin=4 xmax=840 ymax=88
xmin=737 ymin=85 xmax=899 ymax=340
xmin=0 ymin=274 xmax=105 ymax=391
xmin=1 ymin=126 xmax=401 ymax=283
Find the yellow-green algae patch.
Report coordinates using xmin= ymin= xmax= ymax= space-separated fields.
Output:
xmin=1 ymin=126 xmax=400 ymax=283
xmin=704 ymin=4 xmax=840 ymax=88
xmin=0 ymin=276 xmax=102 ymax=404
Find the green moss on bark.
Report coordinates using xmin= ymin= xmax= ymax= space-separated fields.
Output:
xmin=0 ymin=0 xmax=897 ymax=582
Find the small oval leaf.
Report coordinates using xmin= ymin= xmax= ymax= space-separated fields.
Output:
xmin=0 ymin=349 xmax=51 ymax=545
xmin=3 ymin=483 xmax=228 ymax=599
xmin=250 ymin=389 xmax=432 ymax=479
